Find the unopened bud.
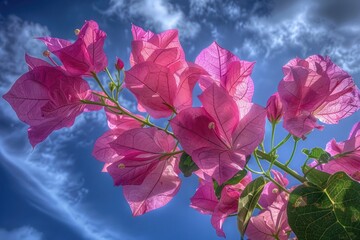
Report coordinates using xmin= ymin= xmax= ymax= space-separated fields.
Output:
xmin=74 ymin=28 xmax=80 ymax=35
xmin=108 ymin=81 xmax=116 ymax=92
xmin=266 ymin=92 xmax=283 ymax=124
xmin=42 ymin=50 xmax=51 ymax=57
xmin=115 ymin=57 xmax=124 ymax=71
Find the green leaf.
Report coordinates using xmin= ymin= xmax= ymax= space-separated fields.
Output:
xmin=213 ymin=169 xmax=248 ymax=199
xmin=288 ymin=172 xmax=360 ymax=240
xmin=179 ymin=152 xmax=199 ymax=177
xmin=302 ymin=165 xmax=331 ymax=189
xmin=237 ymin=176 xmax=267 ymax=238
xmin=302 ymin=147 xmax=331 ymax=163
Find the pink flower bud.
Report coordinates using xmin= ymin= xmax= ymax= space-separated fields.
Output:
xmin=115 ymin=57 xmax=124 ymax=71
xmin=266 ymin=92 xmax=283 ymax=123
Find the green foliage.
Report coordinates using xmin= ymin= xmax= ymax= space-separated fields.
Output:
xmin=179 ymin=152 xmax=199 ymax=177
xmin=237 ymin=177 xmax=267 ymax=238
xmin=302 ymin=165 xmax=331 ymax=189
xmin=288 ymin=172 xmax=360 ymax=240
xmin=302 ymin=147 xmax=331 ymax=164
xmin=213 ymin=169 xmax=248 ymax=199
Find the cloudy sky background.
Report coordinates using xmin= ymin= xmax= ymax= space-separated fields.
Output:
xmin=0 ymin=0 xmax=359 ymax=239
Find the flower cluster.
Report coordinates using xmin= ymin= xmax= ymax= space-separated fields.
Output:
xmin=3 ymin=20 xmax=360 ymax=239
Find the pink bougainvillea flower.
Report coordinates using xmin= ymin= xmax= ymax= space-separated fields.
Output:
xmin=104 ymin=127 xmax=181 ymax=216
xmin=316 ymin=122 xmax=360 ymax=181
xmin=195 ymin=42 xmax=255 ymax=102
xmin=3 ymin=66 xmax=99 ymax=147
xmin=278 ymin=55 xmax=360 ymax=138
xmin=171 ymin=83 xmax=266 ymax=184
xmin=39 ymin=20 xmax=107 ymax=76
xmin=125 ymin=61 xmax=206 ymax=118
xmin=259 ymin=170 xmax=289 ymax=209
xmin=266 ymin=92 xmax=283 ymax=124
xmin=126 ymin=25 xmax=206 ymax=118
xmin=190 ymin=172 xmax=252 ymax=237
xmin=246 ymin=194 xmax=291 ymax=240
xmin=211 ymin=173 xmax=252 ymax=237
xmin=130 ymin=24 xmax=185 ymax=66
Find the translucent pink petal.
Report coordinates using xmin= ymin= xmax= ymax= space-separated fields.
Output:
xmin=25 ymin=54 xmax=52 ymax=70
xmin=172 ymin=95 xmax=265 ymax=184
xmin=130 ymin=25 xmax=185 ymax=66
xmin=224 ymin=60 xmax=255 ymax=101
xmin=171 ymin=107 xmax=228 ymax=157
xmin=279 ymin=55 xmax=360 ymax=137
xmin=39 ymin=20 xmax=107 ymax=76
xmin=123 ymin=159 xmax=181 ymax=216
xmin=172 ymin=62 xmax=208 ymax=111
xmin=259 ymin=170 xmax=289 ymax=209
xmin=125 ymin=62 xmax=177 ymax=118
xmin=190 ymin=179 xmax=219 ymax=215
xmin=105 ymin=108 xmax=143 ymax=130
xmin=107 ymin=153 xmax=159 ymax=186
xmin=232 ymin=101 xmax=266 ymax=156
xmin=131 ymin=41 xmax=181 ymax=67
xmin=195 ymin=42 xmax=239 ymax=87
xmin=199 ymin=84 xmax=239 ymax=146
xmin=92 ymin=129 xmax=125 ymax=163
xmin=247 ymin=195 xmax=290 ymax=240
xmin=131 ymin=24 xmax=154 ymax=41
xmin=317 ymin=122 xmax=360 ymax=180
xmin=37 ymin=37 xmax=71 ymax=52
xmin=109 ymin=127 xmax=176 ymax=157
xmin=211 ymin=173 xmax=252 ymax=237
xmin=3 ymin=66 xmax=95 ymax=146
xmin=192 ymin=148 xmax=245 ymax=185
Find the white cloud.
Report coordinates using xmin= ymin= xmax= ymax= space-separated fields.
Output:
xmin=102 ymin=0 xmax=200 ymax=39
xmin=0 ymin=226 xmax=43 ymax=240
xmin=0 ymin=16 xmax=128 ymax=240
xmin=236 ymin=0 xmax=360 ymax=76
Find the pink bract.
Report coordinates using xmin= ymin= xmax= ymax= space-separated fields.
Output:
xmin=39 ymin=20 xmax=107 ymax=76
xmin=259 ymin=170 xmax=289 ymax=209
xmin=195 ymin=42 xmax=255 ymax=102
xmin=105 ymin=128 xmax=181 ymax=216
xmin=125 ymin=58 xmax=206 ymax=119
xmin=316 ymin=122 xmax=360 ymax=181
xmin=246 ymin=194 xmax=291 ymax=240
xmin=171 ymin=83 xmax=266 ymax=185
xmin=3 ymin=66 xmax=98 ymax=147
xmin=278 ymin=55 xmax=360 ymax=138
xmin=126 ymin=25 xmax=206 ymax=118
xmin=190 ymin=172 xmax=252 ymax=237
xmin=130 ymin=24 xmax=185 ymax=66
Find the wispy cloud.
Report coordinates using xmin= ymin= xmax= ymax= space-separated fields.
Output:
xmin=100 ymin=0 xmax=200 ymax=39
xmin=236 ymin=0 xmax=360 ymax=76
xmin=0 ymin=226 xmax=43 ymax=240
xmin=0 ymin=15 xmax=127 ymax=240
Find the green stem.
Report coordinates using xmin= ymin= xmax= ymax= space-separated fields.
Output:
xmin=271 ymin=122 xmax=276 ymax=150
xmin=81 ymin=99 xmax=176 ymax=138
xmin=269 ymin=133 xmax=291 ymax=155
xmin=245 ymin=165 xmax=264 ymax=175
xmin=253 ymin=150 xmax=265 ymax=173
xmin=105 ymin=67 xmax=116 ymax=84
xmin=263 ymin=158 xmax=306 ymax=183
xmin=285 ymin=138 xmax=299 ymax=166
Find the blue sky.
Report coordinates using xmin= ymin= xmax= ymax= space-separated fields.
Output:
xmin=0 ymin=0 xmax=359 ymax=239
